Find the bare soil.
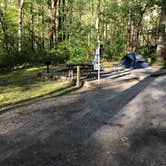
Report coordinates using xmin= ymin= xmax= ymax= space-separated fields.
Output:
xmin=0 ymin=74 xmax=165 ymax=166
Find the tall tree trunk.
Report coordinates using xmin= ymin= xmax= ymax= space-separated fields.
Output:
xmin=30 ymin=0 xmax=34 ymax=51
xmin=62 ymin=0 xmax=66 ymax=40
xmin=58 ymin=0 xmax=65 ymax=41
xmin=126 ymin=14 xmax=133 ymax=53
xmin=67 ymin=0 xmax=74 ymax=42
xmin=126 ymin=0 xmax=150 ymax=53
xmin=133 ymin=1 xmax=150 ymax=51
xmin=58 ymin=0 xmax=62 ymax=41
xmin=41 ymin=2 xmax=45 ymax=50
xmin=96 ymin=0 xmax=101 ymax=45
xmin=18 ymin=0 xmax=24 ymax=52
xmin=156 ymin=0 xmax=166 ymax=65
xmin=48 ymin=0 xmax=57 ymax=49
xmin=3 ymin=0 xmax=7 ymax=9
xmin=0 ymin=8 xmax=9 ymax=52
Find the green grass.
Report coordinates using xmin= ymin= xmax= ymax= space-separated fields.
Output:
xmin=0 ymin=66 xmax=72 ymax=110
xmin=102 ymin=61 xmax=119 ymax=68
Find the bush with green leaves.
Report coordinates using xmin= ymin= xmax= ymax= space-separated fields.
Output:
xmin=0 ymin=51 xmax=15 ymax=69
xmin=67 ymin=47 xmax=90 ymax=64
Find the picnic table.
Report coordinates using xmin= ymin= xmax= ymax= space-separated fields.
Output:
xmin=66 ymin=63 xmax=94 ymax=77
xmin=66 ymin=63 xmax=98 ymax=87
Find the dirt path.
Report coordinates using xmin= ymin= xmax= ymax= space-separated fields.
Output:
xmin=0 ymin=75 xmax=165 ymax=166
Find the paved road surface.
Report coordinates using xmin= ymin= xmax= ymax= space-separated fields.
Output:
xmin=0 ymin=75 xmax=165 ymax=166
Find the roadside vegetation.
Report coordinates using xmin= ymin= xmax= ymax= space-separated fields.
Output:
xmin=0 ymin=0 xmax=165 ymax=70
xmin=0 ymin=66 xmax=72 ymax=110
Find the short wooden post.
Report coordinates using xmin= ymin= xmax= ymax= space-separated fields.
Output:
xmin=76 ymin=65 xmax=80 ymax=87
xmin=47 ymin=65 xmax=49 ymax=73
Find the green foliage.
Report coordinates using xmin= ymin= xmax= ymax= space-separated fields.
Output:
xmin=67 ymin=47 xmax=90 ymax=64
xmin=0 ymin=0 xmax=165 ymax=68
xmin=0 ymin=50 xmax=15 ymax=69
xmin=52 ymin=41 xmax=71 ymax=64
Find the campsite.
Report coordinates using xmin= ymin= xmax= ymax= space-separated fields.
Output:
xmin=0 ymin=0 xmax=166 ymax=166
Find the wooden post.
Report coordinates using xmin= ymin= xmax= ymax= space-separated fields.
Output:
xmin=76 ymin=65 xmax=80 ymax=87
xmin=47 ymin=64 xmax=49 ymax=73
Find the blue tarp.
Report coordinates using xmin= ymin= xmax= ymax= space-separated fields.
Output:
xmin=120 ymin=52 xmax=148 ymax=69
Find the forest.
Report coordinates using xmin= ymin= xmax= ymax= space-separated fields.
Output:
xmin=0 ymin=0 xmax=165 ymax=69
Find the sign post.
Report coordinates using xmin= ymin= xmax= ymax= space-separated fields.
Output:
xmin=95 ymin=44 xmax=100 ymax=86
xmin=95 ymin=0 xmax=101 ymax=87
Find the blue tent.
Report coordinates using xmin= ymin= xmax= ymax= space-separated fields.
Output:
xmin=120 ymin=52 xmax=148 ymax=68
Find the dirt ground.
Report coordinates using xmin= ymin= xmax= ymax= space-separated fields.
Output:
xmin=0 ymin=74 xmax=166 ymax=166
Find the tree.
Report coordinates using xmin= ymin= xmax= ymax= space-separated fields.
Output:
xmin=156 ymin=0 xmax=166 ymax=66
xmin=48 ymin=0 xmax=58 ymax=49
xmin=18 ymin=0 xmax=24 ymax=52
xmin=58 ymin=0 xmax=66 ymax=41
xmin=0 ymin=0 xmax=165 ymax=67
xmin=0 ymin=8 xmax=9 ymax=52
xmin=126 ymin=0 xmax=151 ymax=53
xmin=30 ymin=0 xmax=34 ymax=51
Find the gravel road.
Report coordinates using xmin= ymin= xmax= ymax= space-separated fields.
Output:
xmin=0 ymin=75 xmax=165 ymax=166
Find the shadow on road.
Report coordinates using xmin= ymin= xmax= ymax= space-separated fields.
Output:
xmin=1 ymin=76 xmax=166 ymax=166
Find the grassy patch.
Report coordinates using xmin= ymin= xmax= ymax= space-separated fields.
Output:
xmin=0 ymin=66 xmax=72 ymax=109
xmin=102 ymin=61 xmax=119 ymax=68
